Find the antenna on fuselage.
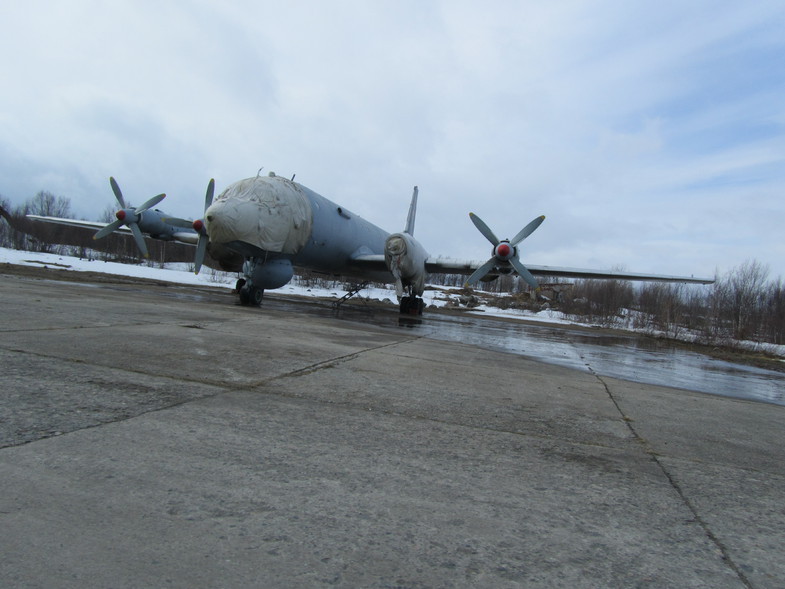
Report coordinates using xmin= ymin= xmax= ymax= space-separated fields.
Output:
xmin=291 ymin=173 xmax=296 ymax=181
xmin=256 ymin=167 xmax=264 ymax=178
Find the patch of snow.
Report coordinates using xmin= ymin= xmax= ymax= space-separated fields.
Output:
xmin=1 ymin=248 xmax=235 ymax=289
xmin=3 ymin=247 xmax=783 ymax=358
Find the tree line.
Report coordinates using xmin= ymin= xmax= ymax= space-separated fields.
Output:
xmin=422 ymin=262 xmax=784 ymax=347
xmin=3 ymin=191 xmax=783 ymax=347
xmin=559 ymin=261 xmax=784 ymax=346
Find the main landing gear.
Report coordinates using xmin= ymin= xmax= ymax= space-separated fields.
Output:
xmin=399 ymin=295 xmax=425 ymax=315
xmin=236 ymin=278 xmax=263 ymax=306
xmin=235 ymin=257 xmax=293 ymax=307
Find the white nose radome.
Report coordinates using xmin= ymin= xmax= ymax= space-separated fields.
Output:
xmin=205 ymin=176 xmax=313 ymax=253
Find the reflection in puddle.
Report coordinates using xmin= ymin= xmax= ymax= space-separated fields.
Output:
xmin=104 ymin=283 xmax=784 ymax=408
xmin=286 ymin=299 xmax=784 ymax=406
xmin=403 ymin=313 xmax=784 ymax=406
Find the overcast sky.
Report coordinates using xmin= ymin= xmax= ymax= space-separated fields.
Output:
xmin=2 ymin=1 xmax=784 ymax=279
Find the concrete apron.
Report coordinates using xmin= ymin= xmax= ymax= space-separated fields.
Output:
xmin=0 ymin=271 xmax=783 ymax=588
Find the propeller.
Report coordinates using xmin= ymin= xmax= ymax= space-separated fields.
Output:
xmin=94 ymin=177 xmax=165 ymax=257
xmin=192 ymin=179 xmax=215 ymax=274
xmin=465 ymin=213 xmax=545 ymax=289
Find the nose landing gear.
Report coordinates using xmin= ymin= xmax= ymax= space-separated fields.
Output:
xmin=235 ymin=278 xmax=263 ymax=306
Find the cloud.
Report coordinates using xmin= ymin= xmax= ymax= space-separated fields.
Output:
xmin=1 ymin=0 xmax=784 ymax=279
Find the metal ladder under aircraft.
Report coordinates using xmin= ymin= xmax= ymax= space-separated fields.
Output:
xmin=332 ymin=282 xmax=370 ymax=309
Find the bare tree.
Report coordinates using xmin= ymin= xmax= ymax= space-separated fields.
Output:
xmin=0 ymin=196 xmax=13 ymax=248
xmin=727 ymin=260 xmax=769 ymax=341
xmin=10 ymin=191 xmax=74 ymax=253
xmin=562 ymin=278 xmax=633 ymax=326
xmin=28 ymin=191 xmax=72 ymax=218
xmin=683 ymin=284 xmax=710 ymax=333
xmin=763 ymin=278 xmax=785 ymax=345
xmin=636 ymin=282 xmax=686 ymax=336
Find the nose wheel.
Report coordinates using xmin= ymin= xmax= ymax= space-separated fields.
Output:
xmin=236 ymin=279 xmax=263 ymax=306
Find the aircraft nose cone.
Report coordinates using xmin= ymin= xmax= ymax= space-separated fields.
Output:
xmin=203 ymin=199 xmax=257 ymax=245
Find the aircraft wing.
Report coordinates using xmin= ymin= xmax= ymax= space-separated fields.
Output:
xmin=425 ymin=257 xmax=714 ymax=284
xmin=520 ymin=264 xmax=714 ymax=284
xmin=349 ymin=254 xmax=387 ymax=268
xmin=342 ymin=254 xmax=392 ymax=283
xmin=347 ymin=254 xmax=713 ymax=284
xmin=27 ymin=215 xmax=118 ymax=231
xmin=25 ymin=215 xmax=199 ymax=245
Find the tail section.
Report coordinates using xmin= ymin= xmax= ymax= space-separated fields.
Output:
xmin=404 ymin=186 xmax=418 ymax=235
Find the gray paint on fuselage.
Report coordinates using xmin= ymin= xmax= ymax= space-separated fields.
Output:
xmin=289 ymin=184 xmax=392 ymax=281
xmin=206 ymin=176 xmax=396 ymax=283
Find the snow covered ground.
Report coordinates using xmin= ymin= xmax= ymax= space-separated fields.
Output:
xmin=0 ymin=247 xmax=571 ymax=324
xmin=3 ymin=247 xmax=783 ymax=359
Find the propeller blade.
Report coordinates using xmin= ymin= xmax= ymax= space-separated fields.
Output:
xmin=109 ymin=177 xmax=126 ymax=208
xmin=509 ymin=256 xmax=539 ymax=289
xmin=469 ymin=213 xmax=499 ymax=246
xmin=465 ymin=258 xmax=498 ymax=287
xmin=193 ymin=178 xmax=215 ymax=275
xmin=105 ymin=176 xmax=161 ymax=257
xmin=466 ymin=211 xmax=543 ymax=289
xmin=510 ymin=215 xmax=545 ymax=246
xmin=94 ymin=218 xmax=124 ymax=240
xmin=194 ymin=235 xmax=207 ymax=274
xmin=136 ymin=193 xmax=166 ymax=213
xmin=205 ymin=178 xmax=215 ymax=210
xmin=129 ymin=222 xmax=149 ymax=257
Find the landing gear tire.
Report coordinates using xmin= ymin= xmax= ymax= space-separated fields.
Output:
xmin=239 ymin=285 xmax=264 ymax=307
xmin=239 ymin=285 xmax=251 ymax=305
xmin=251 ymin=287 xmax=264 ymax=306
xmin=399 ymin=296 xmax=424 ymax=316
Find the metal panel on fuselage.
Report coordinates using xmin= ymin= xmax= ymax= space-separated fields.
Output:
xmin=293 ymin=185 xmax=391 ymax=280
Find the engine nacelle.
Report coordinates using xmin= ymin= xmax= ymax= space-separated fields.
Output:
xmin=384 ymin=232 xmax=429 ymax=298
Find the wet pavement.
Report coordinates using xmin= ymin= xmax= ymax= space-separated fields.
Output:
xmin=2 ymin=269 xmax=785 ymax=588
xmin=277 ymin=297 xmax=785 ymax=407
xmin=18 ymin=272 xmax=785 ymax=406
xmin=404 ymin=313 xmax=785 ymax=407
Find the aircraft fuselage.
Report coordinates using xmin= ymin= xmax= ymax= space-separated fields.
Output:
xmin=294 ymin=184 xmax=391 ymax=280
xmin=204 ymin=174 xmax=396 ymax=297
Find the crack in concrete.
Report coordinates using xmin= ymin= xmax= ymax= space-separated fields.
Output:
xmin=268 ymin=337 xmax=422 ymax=381
xmin=0 ymin=335 xmax=422 ymax=450
xmin=582 ymin=357 xmax=754 ymax=589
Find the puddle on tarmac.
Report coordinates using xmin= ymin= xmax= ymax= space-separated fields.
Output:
xmin=325 ymin=302 xmax=785 ymax=407
xmin=69 ymin=280 xmax=785 ymax=407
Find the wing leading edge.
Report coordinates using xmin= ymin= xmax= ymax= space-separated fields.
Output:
xmin=25 ymin=215 xmax=199 ymax=245
xmin=346 ymin=254 xmax=713 ymax=284
xmin=424 ymin=257 xmax=714 ymax=284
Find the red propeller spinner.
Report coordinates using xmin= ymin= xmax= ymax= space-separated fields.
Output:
xmin=495 ymin=242 xmax=513 ymax=260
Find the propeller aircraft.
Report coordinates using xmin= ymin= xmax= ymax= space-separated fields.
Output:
xmin=25 ymin=172 xmax=714 ymax=314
